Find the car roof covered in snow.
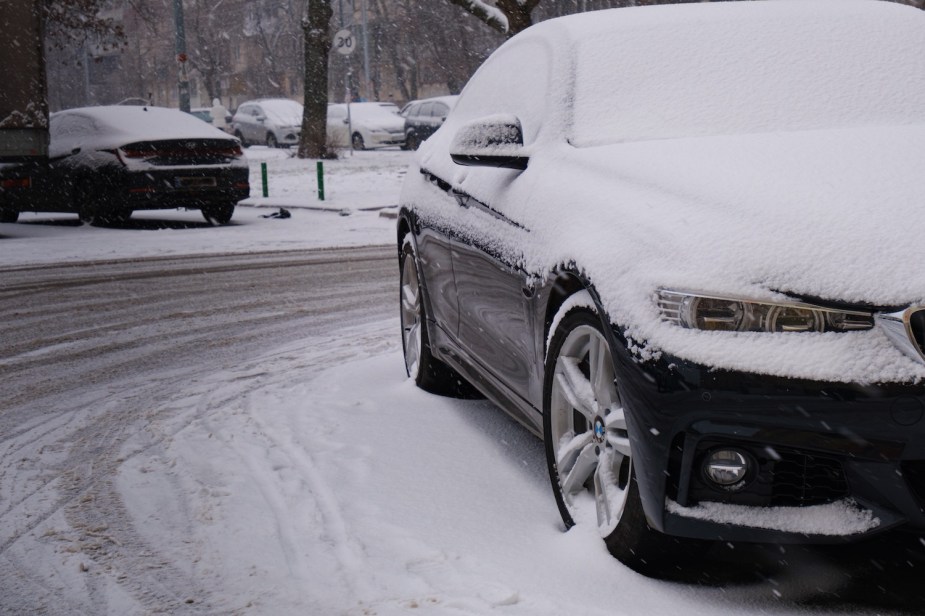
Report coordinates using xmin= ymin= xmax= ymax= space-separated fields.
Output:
xmin=50 ymin=105 xmax=234 ymax=155
xmin=446 ymin=0 xmax=925 ymax=147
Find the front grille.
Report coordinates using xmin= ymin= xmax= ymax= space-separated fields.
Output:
xmin=771 ymin=450 xmax=849 ymax=506
xmin=689 ymin=444 xmax=849 ymax=507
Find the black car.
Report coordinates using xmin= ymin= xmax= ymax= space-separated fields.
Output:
xmin=396 ymin=1 xmax=925 ymax=577
xmin=1 ymin=105 xmax=249 ymax=225
xmin=400 ymin=96 xmax=457 ymax=151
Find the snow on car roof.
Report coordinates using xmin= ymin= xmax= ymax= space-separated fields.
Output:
xmin=559 ymin=0 xmax=925 ymax=145
xmin=50 ymin=105 xmax=233 ymax=155
xmin=446 ymin=0 xmax=925 ymax=148
xmin=54 ymin=105 xmax=231 ymax=140
xmin=252 ymin=99 xmax=303 ymax=126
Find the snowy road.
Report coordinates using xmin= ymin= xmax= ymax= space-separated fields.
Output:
xmin=0 ymin=246 xmax=921 ymax=615
xmin=0 ymin=247 xmax=394 ymax=613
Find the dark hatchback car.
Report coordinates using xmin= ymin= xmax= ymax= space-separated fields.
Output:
xmin=0 ymin=105 xmax=249 ymax=225
xmin=400 ymin=96 xmax=457 ymax=151
xmin=397 ymin=1 xmax=925 ymax=577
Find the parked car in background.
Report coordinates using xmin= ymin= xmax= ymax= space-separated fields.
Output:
xmin=0 ymin=105 xmax=249 ymax=225
xmin=397 ymin=0 xmax=925 ymax=578
xmin=400 ymin=95 xmax=458 ymax=150
xmin=231 ymin=98 xmax=302 ymax=148
xmin=188 ymin=107 xmax=213 ymax=123
xmin=327 ymin=102 xmax=404 ymax=150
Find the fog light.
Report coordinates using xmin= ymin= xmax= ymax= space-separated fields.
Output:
xmin=703 ymin=449 xmax=750 ymax=489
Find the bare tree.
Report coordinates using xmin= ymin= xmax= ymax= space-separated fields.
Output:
xmin=185 ymin=0 xmax=236 ymax=103
xmin=43 ymin=0 xmax=125 ymax=47
xmin=246 ymin=0 xmax=303 ymax=97
xmin=299 ymin=0 xmax=334 ymax=159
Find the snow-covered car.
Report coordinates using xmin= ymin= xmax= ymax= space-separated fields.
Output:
xmin=400 ymin=95 xmax=458 ymax=150
xmin=231 ymin=98 xmax=302 ymax=148
xmin=327 ymin=102 xmax=405 ymax=150
xmin=397 ymin=0 xmax=925 ymax=577
xmin=0 ymin=105 xmax=249 ymax=225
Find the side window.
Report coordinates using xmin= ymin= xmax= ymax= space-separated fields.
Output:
xmin=418 ymin=102 xmax=435 ymax=118
xmin=451 ymin=38 xmax=552 ymax=144
xmin=49 ymin=113 xmax=95 ymax=157
xmin=431 ymin=103 xmax=448 ymax=119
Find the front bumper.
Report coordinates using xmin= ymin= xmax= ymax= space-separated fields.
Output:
xmin=366 ymin=131 xmax=405 ymax=147
xmin=618 ymin=340 xmax=925 ymax=543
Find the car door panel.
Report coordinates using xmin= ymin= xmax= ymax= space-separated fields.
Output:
xmin=448 ymin=191 xmax=536 ymax=402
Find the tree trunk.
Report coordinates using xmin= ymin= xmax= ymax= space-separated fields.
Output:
xmin=445 ymin=0 xmax=541 ymax=38
xmin=298 ymin=0 xmax=334 ymax=159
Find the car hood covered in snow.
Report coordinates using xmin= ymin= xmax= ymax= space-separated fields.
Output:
xmin=561 ymin=125 xmax=925 ymax=308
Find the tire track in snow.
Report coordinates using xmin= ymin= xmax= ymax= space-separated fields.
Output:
xmin=0 ymin=246 xmax=397 ymax=614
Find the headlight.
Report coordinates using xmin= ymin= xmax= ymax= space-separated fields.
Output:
xmin=657 ymin=290 xmax=874 ymax=333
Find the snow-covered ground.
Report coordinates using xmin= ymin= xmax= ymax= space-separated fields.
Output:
xmin=0 ymin=147 xmax=916 ymax=615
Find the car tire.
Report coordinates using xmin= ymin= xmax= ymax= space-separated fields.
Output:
xmin=352 ymin=132 xmax=366 ymax=150
xmin=400 ymin=235 xmax=474 ymax=396
xmin=0 ymin=207 xmax=19 ymax=223
xmin=406 ymin=132 xmax=420 ymax=151
xmin=544 ymin=304 xmax=700 ymax=577
xmin=201 ymin=203 xmax=235 ymax=225
xmin=234 ymin=130 xmax=248 ymax=147
xmin=267 ymin=133 xmax=278 ymax=148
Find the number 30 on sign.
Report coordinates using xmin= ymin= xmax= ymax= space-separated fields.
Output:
xmin=333 ymin=29 xmax=355 ymax=56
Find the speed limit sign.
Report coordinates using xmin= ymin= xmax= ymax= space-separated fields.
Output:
xmin=333 ymin=29 xmax=355 ymax=56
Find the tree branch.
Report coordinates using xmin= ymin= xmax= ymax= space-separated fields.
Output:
xmin=444 ymin=0 xmax=508 ymax=35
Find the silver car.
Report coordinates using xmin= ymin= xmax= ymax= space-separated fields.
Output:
xmin=231 ymin=99 xmax=303 ymax=148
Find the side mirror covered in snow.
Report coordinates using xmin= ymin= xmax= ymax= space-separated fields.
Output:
xmin=450 ymin=115 xmax=528 ymax=170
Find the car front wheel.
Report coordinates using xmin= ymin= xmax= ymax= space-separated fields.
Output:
xmin=267 ymin=133 xmax=278 ymax=148
xmin=544 ymin=303 xmax=696 ymax=577
xmin=352 ymin=132 xmax=366 ymax=150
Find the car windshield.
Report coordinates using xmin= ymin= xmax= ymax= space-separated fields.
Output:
xmin=570 ymin=6 xmax=925 ymax=146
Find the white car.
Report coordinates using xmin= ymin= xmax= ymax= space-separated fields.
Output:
xmin=231 ymin=99 xmax=303 ymax=148
xmin=327 ymin=102 xmax=405 ymax=150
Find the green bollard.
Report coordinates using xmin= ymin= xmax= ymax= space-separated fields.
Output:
xmin=261 ymin=162 xmax=268 ymax=198
xmin=316 ymin=160 xmax=325 ymax=201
